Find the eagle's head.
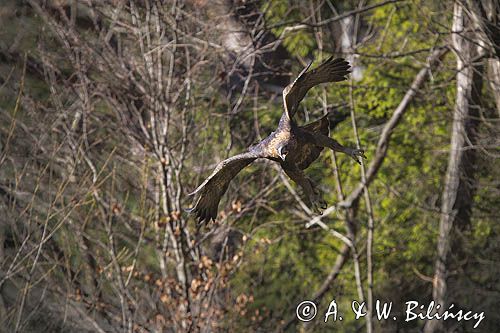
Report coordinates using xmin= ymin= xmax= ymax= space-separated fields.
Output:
xmin=277 ymin=144 xmax=290 ymax=161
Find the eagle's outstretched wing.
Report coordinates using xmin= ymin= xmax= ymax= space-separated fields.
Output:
xmin=284 ymin=57 xmax=350 ymax=119
xmin=187 ymin=152 xmax=259 ymax=223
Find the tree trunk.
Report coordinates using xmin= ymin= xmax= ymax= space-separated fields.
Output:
xmin=464 ymin=0 xmax=500 ymax=115
xmin=424 ymin=2 xmax=484 ymax=332
xmin=487 ymin=59 xmax=500 ymax=116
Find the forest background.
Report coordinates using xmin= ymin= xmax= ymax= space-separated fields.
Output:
xmin=0 ymin=0 xmax=499 ymax=332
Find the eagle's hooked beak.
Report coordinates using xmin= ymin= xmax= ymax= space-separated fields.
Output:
xmin=278 ymin=146 xmax=287 ymax=161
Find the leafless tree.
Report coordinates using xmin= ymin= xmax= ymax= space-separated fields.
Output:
xmin=0 ymin=1 xmax=255 ymax=331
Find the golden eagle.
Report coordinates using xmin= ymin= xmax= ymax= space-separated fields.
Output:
xmin=188 ymin=57 xmax=366 ymax=222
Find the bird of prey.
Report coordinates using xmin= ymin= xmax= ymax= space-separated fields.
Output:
xmin=188 ymin=57 xmax=366 ymax=223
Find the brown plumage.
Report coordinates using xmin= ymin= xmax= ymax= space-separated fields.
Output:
xmin=283 ymin=57 xmax=351 ymax=119
xmin=295 ymin=114 xmax=329 ymax=170
xmin=188 ymin=57 xmax=366 ymax=223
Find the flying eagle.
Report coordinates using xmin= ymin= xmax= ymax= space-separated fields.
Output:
xmin=188 ymin=57 xmax=366 ymax=222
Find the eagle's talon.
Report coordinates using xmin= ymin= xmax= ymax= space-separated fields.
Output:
xmin=310 ymin=195 xmax=327 ymax=215
xmin=350 ymin=149 xmax=366 ymax=164
xmin=312 ymin=204 xmax=324 ymax=215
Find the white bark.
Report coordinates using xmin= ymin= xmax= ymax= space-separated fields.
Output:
xmin=424 ymin=2 xmax=484 ymax=332
xmin=488 ymin=59 xmax=500 ymax=116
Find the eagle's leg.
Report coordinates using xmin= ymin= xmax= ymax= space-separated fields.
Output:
xmin=310 ymin=133 xmax=367 ymax=164
xmin=283 ymin=165 xmax=327 ymax=214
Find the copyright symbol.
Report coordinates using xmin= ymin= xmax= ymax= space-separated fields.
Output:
xmin=296 ymin=300 xmax=317 ymax=322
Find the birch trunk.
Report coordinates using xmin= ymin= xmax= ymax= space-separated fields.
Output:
xmin=424 ymin=2 xmax=484 ymax=332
